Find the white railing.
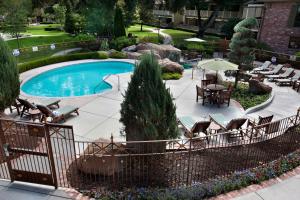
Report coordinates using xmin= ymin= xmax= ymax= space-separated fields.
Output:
xmin=153 ymin=10 xmax=173 ymax=16
xmin=185 ymin=10 xmax=239 ymax=19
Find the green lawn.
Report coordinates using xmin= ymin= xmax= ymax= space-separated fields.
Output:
xmin=22 ymin=24 xmax=67 ymax=36
xmin=127 ymin=24 xmax=159 ymax=43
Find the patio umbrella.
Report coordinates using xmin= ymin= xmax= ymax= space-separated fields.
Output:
xmin=197 ymin=58 xmax=238 ymax=82
xmin=184 ymin=37 xmax=206 ymax=43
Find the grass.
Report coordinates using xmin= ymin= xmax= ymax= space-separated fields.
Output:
xmin=231 ymin=83 xmax=271 ymax=110
xmin=127 ymin=24 xmax=159 ymax=43
xmin=22 ymin=24 xmax=67 ymax=36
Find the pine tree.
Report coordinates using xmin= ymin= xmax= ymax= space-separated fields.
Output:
xmin=0 ymin=38 xmax=20 ymax=113
xmin=120 ymin=54 xmax=179 ymax=142
xmin=228 ymin=17 xmax=258 ymax=88
xmin=114 ymin=5 xmax=126 ymax=38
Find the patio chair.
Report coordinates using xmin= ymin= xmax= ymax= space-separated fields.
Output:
xmin=201 ymin=79 xmax=214 ymax=87
xmin=266 ymin=68 xmax=294 ymax=81
xmin=217 ymin=90 xmax=232 ymax=107
xmin=259 ymin=64 xmax=283 ymax=76
xmin=36 ymin=104 xmax=79 ymax=123
xmin=293 ymin=80 xmax=300 ymax=92
xmin=178 ymin=116 xmax=211 ymax=143
xmin=276 ymin=71 xmax=300 ymax=86
xmin=17 ymin=98 xmax=61 ymax=117
xmin=247 ymin=115 xmax=274 ymax=128
xmin=196 ymin=85 xmax=211 ymax=105
xmin=251 ymin=61 xmax=272 ymax=73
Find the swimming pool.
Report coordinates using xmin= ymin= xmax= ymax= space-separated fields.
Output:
xmin=21 ymin=61 xmax=134 ymax=97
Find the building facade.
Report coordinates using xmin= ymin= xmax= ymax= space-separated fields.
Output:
xmin=258 ymin=0 xmax=300 ymax=54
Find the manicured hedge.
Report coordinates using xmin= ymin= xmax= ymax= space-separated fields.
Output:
xmin=18 ymin=51 xmax=110 ymax=73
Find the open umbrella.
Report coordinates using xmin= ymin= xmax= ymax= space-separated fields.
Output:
xmin=197 ymin=58 xmax=238 ymax=82
xmin=184 ymin=37 xmax=206 ymax=43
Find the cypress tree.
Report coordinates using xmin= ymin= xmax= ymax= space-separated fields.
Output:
xmin=120 ymin=54 xmax=179 ymax=142
xmin=0 ymin=38 xmax=20 ymax=113
xmin=228 ymin=17 xmax=257 ymax=88
xmin=114 ymin=5 xmax=126 ymax=38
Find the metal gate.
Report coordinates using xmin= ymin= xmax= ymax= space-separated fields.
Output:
xmin=0 ymin=119 xmax=58 ymax=188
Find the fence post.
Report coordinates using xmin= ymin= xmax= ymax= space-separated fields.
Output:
xmin=186 ymin=138 xmax=192 ymax=186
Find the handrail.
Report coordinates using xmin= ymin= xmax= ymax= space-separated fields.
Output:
xmin=93 ymin=74 xmax=120 ymax=94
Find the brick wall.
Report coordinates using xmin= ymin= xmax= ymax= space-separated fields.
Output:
xmin=259 ymin=2 xmax=300 ymax=54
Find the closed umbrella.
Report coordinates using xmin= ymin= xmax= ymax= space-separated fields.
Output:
xmin=197 ymin=58 xmax=238 ymax=83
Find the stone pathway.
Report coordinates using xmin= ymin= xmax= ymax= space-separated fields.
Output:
xmin=51 ymin=48 xmax=82 ymax=57
xmin=147 ymin=28 xmax=173 ymax=44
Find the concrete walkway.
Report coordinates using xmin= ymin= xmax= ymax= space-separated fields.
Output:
xmin=233 ymin=172 xmax=300 ymax=200
xmin=147 ymin=28 xmax=173 ymax=44
xmin=0 ymin=180 xmax=76 ymax=200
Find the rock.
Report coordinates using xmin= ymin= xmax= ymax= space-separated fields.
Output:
xmin=248 ymin=79 xmax=272 ymax=94
xmin=159 ymin=58 xmax=184 ymax=74
xmin=76 ymin=138 xmax=125 ymax=176
xmin=136 ymin=43 xmax=181 ymax=62
xmin=122 ymin=45 xmax=137 ymax=52
xmin=126 ymin=52 xmax=142 ymax=60
xmin=137 ymin=50 xmax=161 ymax=60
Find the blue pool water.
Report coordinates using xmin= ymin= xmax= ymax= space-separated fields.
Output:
xmin=21 ymin=61 xmax=134 ymax=97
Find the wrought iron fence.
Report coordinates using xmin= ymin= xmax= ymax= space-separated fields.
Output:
xmin=0 ymin=112 xmax=300 ymax=192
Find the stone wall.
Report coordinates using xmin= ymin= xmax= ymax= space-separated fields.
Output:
xmin=259 ymin=1 xmax=300 ymax=54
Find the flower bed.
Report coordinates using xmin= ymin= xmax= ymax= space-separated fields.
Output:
xmin=80 ymin=149 xmax=300 ymax=199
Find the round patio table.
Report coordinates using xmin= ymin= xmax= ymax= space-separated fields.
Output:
xmin=205 ymin=84 xmax=225 ymax=91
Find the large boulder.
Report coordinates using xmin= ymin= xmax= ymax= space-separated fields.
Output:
xmin=122 ymin=45 xmax=137 ymax=52
xmin=136 ymin=43 xmax=181 ymax=62
xmin=159 ymin=58 xmax=184 ymax=74
xmin=137 ymin=50 xmax=161 ymax=60
xmin=126 ymin=52 xmax=142 ymax=60
xmin=248 ymin=79 xmax=272 ymax=94
xmin=76 ymin=138 xmax=125 ymax=176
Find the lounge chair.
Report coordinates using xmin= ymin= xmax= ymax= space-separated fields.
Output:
xmin=36 ymin=104 xmax=79 ymax=123
xmin=209 ymin=114 xmax=247 ymax=139
xmin=247 ymin=115 xmax=274 ymax=140
xmin=252 ymin=61 xmax=272 ymax=73
xmin=276 ymin=71 xmax=300 ymax=86
xmin=17 ymin=98 xmax=60 ymax=117
xmin=259 ymin=64 xmax=283 ymax=76
xmin=178 ymin=116 xmax=211 ymax=141
xmin=266 ymin=68 xmax=294 ymax=81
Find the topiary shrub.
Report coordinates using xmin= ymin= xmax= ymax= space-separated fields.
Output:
xmin=109 ymin=51 xmax=127 ymax=59
xmin=97 ymin=51 xmax=109 ymax=59
xmin=0 ymin=38 xmax=20 ymax=112
xmin=113 ymin=5 xmax=126 ymax=38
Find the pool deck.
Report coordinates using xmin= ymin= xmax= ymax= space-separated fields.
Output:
xmin=8 ymin=59 xmax=300 ymax=142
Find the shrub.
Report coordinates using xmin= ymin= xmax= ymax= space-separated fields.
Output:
xmin=74 ymin=34 xmax=96 ymax=41
xmin=109 ymin=51 xmax=127 ymax=59
xmin=162 ymin=73 xmax=182 ymax=80
xmin=187 ymin=43 xmax=205 ymax=51
xmin=114 ymin=5 xmax=126 ymax=38
xmin=44 ymin=27 xmax=61 ymax=31
xmin=120 ymin=54 xmax=179 ymax=141
xmin=221 ymin=18 xmax=241 ymax=39
xmin=18 ymin=52 xmax=108 ymax=73
xmin=109 ymin=36 xmax=137 ymax=51
xmin=97 ymin=51 xmax=109 ymax=59
xmin=256 ymin=42 xmax=273 ymax=51
xmin=0 ymin=37 xmax=20 ymax=112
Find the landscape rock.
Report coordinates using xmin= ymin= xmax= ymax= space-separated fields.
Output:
xmin=136 ymin=43 xmax=181 ymax=62
xmin=159 ymin=58 xmax=184 ymax=74
xmin=122 ymin=45 xmax=137 ymax=52
xmin=126 ymin=52 xmax=142 ymax=60
xmin=137 ymin=50 xmax=161 ymax=60
xmin=248 ymin=79 xmax=272 ymax=94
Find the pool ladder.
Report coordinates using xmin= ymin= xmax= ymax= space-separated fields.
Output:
xmin=93 ymin=74 xmax=120 ymax=94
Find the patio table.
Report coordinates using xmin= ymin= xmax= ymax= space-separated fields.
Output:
xmin=209 ymin=113 xmax=230 ymax=130
xmin=205 ymin=84 xmax=225 ymax=91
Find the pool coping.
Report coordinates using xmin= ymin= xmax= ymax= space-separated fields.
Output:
xmin=20 ymin=59 xmax=136 ymax=99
